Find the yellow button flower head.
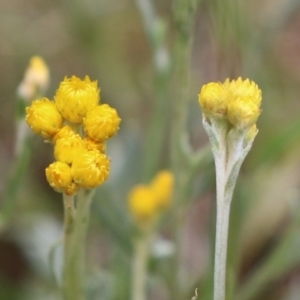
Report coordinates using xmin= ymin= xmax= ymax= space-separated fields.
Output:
xmin=52 ymin=125 xmax=76 ymax=143
xmin=83 ymin=137 xmax=106 ymax=153
xmin=227 ymin=96 xmax=261 ymax=129
xmin=54 ymin=133 xmax=85 ymax=165
xmin=45 ymin=161 xmax=78 ymax=195
xmin=26 ymin=98 xmax=63 ymax=139
xmin=151 ymin=170 xmax=174 ymax=210
xmin=54 ymin=76 xmax=99 ymax=124
xmin=129 ymin=185 xmax=159 ymax=222
xmin=71 ymin=149 xmax=110 ymax=189
xmin=199 ymin=82 xmax=227 ymax=117
xmin=84 ymin=104 xmax=121 ymax=142
xmin=224 ymin=77 xmax=262 ymax=106
xmin=199 ymin=77 xmax=262 ymax=130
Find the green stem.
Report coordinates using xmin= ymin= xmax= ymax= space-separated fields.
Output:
xmin=131 ymin=231 xmax=152 ymax=300
xmin=0 ymin=127 xmax=31 ymax=233
xmin=135 ymin=0 xmax=171 ymax=181
xmin=63 ymin=190 xmax=94 ymax=300
xmin=170 ymin=1 xmax=200 ymax=299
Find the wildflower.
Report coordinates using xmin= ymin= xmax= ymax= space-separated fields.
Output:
xmin=151 ymin=170 xmax=174 ymax=209
xmin=227 ymin=96 xmax=260 ymax=129
xmin=199 ymin=77 xmax=262 ymax=130
xmin=223 ymin=77 xmax=262 ymax=106
xmin=17 ymin=56 xmax=49 ymax=101
xmin=71 ymin=149 xmax=110 ymax=189
xmin=45 ymin=161 xmax=78 ymax=195
xmin=26 ymin=98 xmax=63 ymax=139
xmin=54 ymin=133 xmax=85 ymax=165
xmin=129 ymin=185 xmax=160 ymax=222
xmin=26 ymin=75 xmax=119 ymax=195
xmin=199 ymin=82 xmax=227 ymax=117
xmin=54 ymin=76 xmax=99 ymax=124
xmin=128 ymin=170 xmax=174 ymax=224
xmin=53 ymin=125 xmax=76 ymax=143
xmin=198 ymin=77 xmax=262 ymax=300
xmin=84 ymin=104 xmax=121 ymax=142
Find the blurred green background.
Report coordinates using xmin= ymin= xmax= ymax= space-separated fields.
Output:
xmin=1 ymin=0 xmax=300 ymax=299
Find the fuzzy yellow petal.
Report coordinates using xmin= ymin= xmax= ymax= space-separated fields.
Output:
xmin=54 ymin=76 xmax=99 ymax=124
xmin=83 ymin=104 xmax=121 ymax=142
xmin=128 ymin=185 xmax=159 ymax=222
xmin=151 ymin=170 xmax=174 ymax=210
xmin=26 ymin=98 xmax=63 ymax=139
xmin=54 ymin=133 xmax=85 ymax=165
xmin=71 ymin=149 xmax=110 ymax=189
xmin=227 ymin=96 xmax=261 ymax=129
xmin=198 ymin=82 xmax=227 ymax=117
xmin=45 ymin=161 xmax=78 ymax=195
xmin=224 ymin=77 xmax=262 ymax=106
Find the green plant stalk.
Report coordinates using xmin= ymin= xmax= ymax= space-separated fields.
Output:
xmin=135 ymin=0 xmax=171 ymax=181
xmin=63 ymin=190 xmax=93 ymax=300
xmin=131 ymin=230 xmax=152 ymax=300
xmin=170 ymin=0 xmax=200 ymax=298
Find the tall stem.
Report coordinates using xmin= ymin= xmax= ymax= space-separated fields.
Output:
xmin=63 ymin=190 xmax=93 ymax=300
xmin=131 ymin=231 xmax=152 ymax=300
xmin=135 ymin=0 xmax=171 ymax=181
xmin=170 ymin=1 xmax=200 ymax=299
xmin=214 ymin=199 xmax=231 ymax=300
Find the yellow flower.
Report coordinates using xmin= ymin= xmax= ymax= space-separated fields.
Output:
xmin=151 ymin=170 xmax=174 ymax=210
xmin=54 ymin=76 xmax=99 ymax=124
xmin=45 ymin=161 xmax=78 ymax=195
xmin=17 ymin=56 xmax=50 ymax=101
xmin=83 ymin=104 xmax=121 ymax=142
xmin=71 ymin=149 xmax=110 ymax=188
xmin=54 ymin=133 xmax=85 ymax=165
xmin=52 ymin=125 xmax=76 ymax=143
xmin=198 ymin=82 xmax=227 ymax=117
xmin=224 ymin=77 xmax=262 ymax=106
xmin=227 ymin=96 xmax=261 ymax=129
xmin=128 ymin=185 xmax=159 ymax=222
xmin=83 ymin=137 xmax=106 ymax=153
xmin=26 ymin=98 xmax=63 ymax=139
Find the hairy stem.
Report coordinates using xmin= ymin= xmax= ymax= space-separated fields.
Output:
xmin=63 ymin=190 xmax=93 ymax=300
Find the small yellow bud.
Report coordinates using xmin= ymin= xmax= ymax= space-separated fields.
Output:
xmin=151 ymin=170 xmax=174 ymax=210
xmin=52 ymin=125 xmax=76 ymax=143
xmin=227 ymin=96 xmax=261 ymax=129
xmin=128 ymin=185 xmax=159 ymax=222
xmin=54 ymin=76 xmax=99 ymax=124
xmin=83 ymin=137 xmax=106 ymax=153
xmin=45 ymin=161 xmax=78 ymax=195
xmin=71 ymin=149 xmax=110 ymax=189
xmin=26 ymin=98 xmax=63 ymax=139
xmin=18 ymin=56 xmax=50 ymax=101
xmin=83 ymin=104 xmax=121 ymax=142
xmin=224 ymin=77 xmax=262 ymax=106
xmin=198 ymin=82 xmax=227 ymax=116
xmin=54 ymin=133 xmax=85 ymax=165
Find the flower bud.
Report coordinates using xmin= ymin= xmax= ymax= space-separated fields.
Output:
xmin=83 ymin=104 xmax=121 ymax=142
xmin=26 ymin=98 xmax=63 ymax=139
xmin=54 ymin=76 xmax=99 ymax=124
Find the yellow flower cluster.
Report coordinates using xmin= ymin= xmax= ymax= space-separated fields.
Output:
xmin=128 ymin=171 xmax=174 ymax=224
xmin=199 ymin=77 xmax=262 ymax=130
xmin=26 ymin=76 xmax=121 ymax=195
